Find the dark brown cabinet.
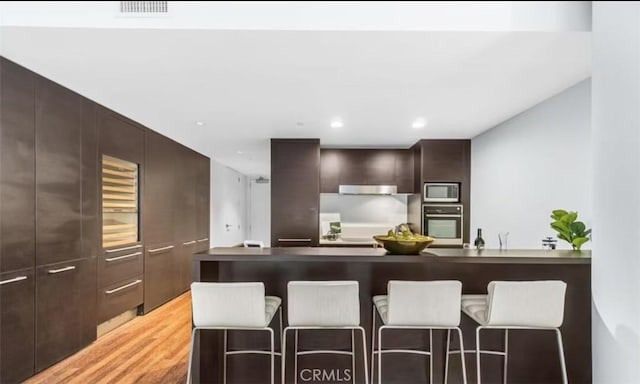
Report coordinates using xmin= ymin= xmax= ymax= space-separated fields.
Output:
xmin=35 ymin=78 xmax=83 ymax=266
xmin=420 ymin=140 xmax=470 ymax=182
xmin=143 ymin=131 xmax=176 ymax=245
xmin=0 ymin=269 xmax=35 ymax=383
xmin=97 ymin=275 xmax=143 ymax=324
xmin=271 ymin=139 xmax=320 ymax=247
xmin=35 ymin=258 xmax=96 ymax=372
xmin=144 ymin=244 xmax=178 ymax=312
xmin=0 ymin=58 xmax=36 ymax=273
xmin=195 ymin=153 xmax=210 ymax=252
xmin=320 ymin=148 xmax=414 ymax=193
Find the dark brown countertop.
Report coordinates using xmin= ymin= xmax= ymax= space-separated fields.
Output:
xmin=194 ymin=247 xmax=591 ymax=265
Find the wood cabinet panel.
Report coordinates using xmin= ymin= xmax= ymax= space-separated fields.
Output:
xmin=174 ymin=147 xmax=198 ymax=243
xmin=98 ymin=245 xmax=143 ymax=288
xmin=82 ymin=99 xmax=99 ymax=260
xmin=97 ymin=109 xmax=145 ymax=165
xmin=395 ymin=149 xmax=414 ymax=193
xmin=420 ymin=140 xmax=470 ymax=182
xmin=35 ymin=78 xmax=83 ymax=266
xmin=319 ymin=149 xmax=342 ymax=193
xmin=0 ymin=58 xmax=36 ymax=273
xmin=97 ymin=275 xmax=143 ymax=324
xmin=365 ymin=149 xmax=396 ymax=185
xmin=143 ymin=131 xmax=175 ymax=244
xmin=144 ymin=243 xmax=178 ymax=313
xmin=0 ymin=269 xmax=35 ymax=383
xmin=271 ymin=139 xmax=320 ymax=246
xmin=195 ymin=154 xmax=210 ymax=243
xmin=178 ymin=241 xmax=196 ymax=292
xmin=35 ymin=258 xmax=96 ymax=372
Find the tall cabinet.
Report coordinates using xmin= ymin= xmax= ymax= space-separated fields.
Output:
xmin=271 ymin=139 xmax=320 ymax=247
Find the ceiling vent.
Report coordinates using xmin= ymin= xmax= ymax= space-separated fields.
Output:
xmin=119 ymin=1 xmax=168 ymax=15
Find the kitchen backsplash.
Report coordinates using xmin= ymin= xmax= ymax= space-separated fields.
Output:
xmin=320 ymin=194 xmax=408 ymax=230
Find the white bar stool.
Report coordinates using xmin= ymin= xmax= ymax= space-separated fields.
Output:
xmin=186 ymin=282 xmax=283 ymax=384
xmin=371 ymin=280 xmax=467 ymax=384
xmin=282 ymin=281 xmax=369 ymax=384
xmin=458 ymin=280 xmax=568 ymax=384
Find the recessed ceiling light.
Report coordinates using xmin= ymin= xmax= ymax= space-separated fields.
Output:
xmin=236 ymin=150 xmax=244 ymax=155
xmin=330 ymin=118 xmax=344 ymax=129
xmin=412 ymin=118 xmax=428 ymax=130
xmin=195 ymin=121 xmax=205 ymax=126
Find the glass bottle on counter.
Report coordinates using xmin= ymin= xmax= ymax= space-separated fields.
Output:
xmin=474 ymin=228 xmax=485 ymax=250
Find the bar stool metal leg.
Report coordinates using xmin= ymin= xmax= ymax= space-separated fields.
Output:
xmin=503 ymin=329 xmax=508 ymax=384
xmin=351 ymin=329 xmax=356 ymax=384
xmin=223 ymin=330 xmax=228 ymax=384
xmin=186 ymin=328 xmax=198 ymax=384
xmin=294 ymin=330 xmax=299 ymax=384
xmin=429 ymin=329 xmax=433 ymax=384
xmin=444 ymin=329 xmax=451 ymax=384
xmin=555 ymin=329 xmax=569 ymax=384
xmin=269 ymin=327 xmax=275 ymax=384
xmin=476 ymin=327 xmax=483 ymax=384
xmin=370 ymin=305 xmax=376 ymax=382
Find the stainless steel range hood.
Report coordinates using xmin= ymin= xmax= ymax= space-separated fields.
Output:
xmin=338 ymin=185 xmax=398 ymax=195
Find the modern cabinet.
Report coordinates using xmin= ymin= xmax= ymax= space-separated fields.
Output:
xmin=144 ymin=243 xmax=178 ymax=312
xmin=143 ymin=131 xmax=176 ymax=245
xmin=0 ymin=57 xmax=35 ymax=273
xmin=35 ymin=77 xmax=83 ymax=266
xmin=271 ymin=139 xmax=320 ymax=247
xmin=35 ymin=258 xmax=96 ymax=371
xmin=195 ymin=153 xmax=210 ymax=252
xmin=320 ymin=148 xmax=414 ymax=193
xmin=0 ymin=269 xmax=35 ymax=383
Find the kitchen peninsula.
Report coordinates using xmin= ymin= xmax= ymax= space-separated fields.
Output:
xmin=192 ymin=247 xmax=591 ymax=384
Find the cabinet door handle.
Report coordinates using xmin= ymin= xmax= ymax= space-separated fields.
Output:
xmin=105 ymin=252 xmax=142 ymax=262
xmin=105 ymin=244 xmax=142 ymax=253
xmin=48 ymin=266 xmax=76 ymax=274
xmin=0 ymin=276 xmax=27 ymax=285
xmin=105 ymin=279 xmax=142 ymax=295
xmin=148 ymin=245 xmax=174 ymax=253
xmin=183 ymin=240 xmax=196 ymax=245
xmin=278 ymin=238 xmax=312 ymax=242
xmin=197 ymin=238 xmax=209 ymax=243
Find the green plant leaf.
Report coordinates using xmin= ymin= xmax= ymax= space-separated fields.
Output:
xmin=570 ymin=221 xmax=586 ymax=236
xmin=551 ymin=221 xmax=570 ymax=234
xmin=584 ymin=229 xmax=592 ymax=237
xmin=551 ymin=209 xmax=568 ymax=220
xmin=561 ymin=212 xmax=578 ymax=224
xmin=572 ymin=237 xmax=589 ymax=250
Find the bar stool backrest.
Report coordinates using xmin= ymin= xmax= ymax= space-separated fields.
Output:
xmin=486 ymin=280 xmax=567 ymax=327
xmin=287 ymin=281 xmax=360 ymax=327
xmin=387 ymin=280 xmax=462 ymax=326
xmin=191 ymin=282 xmax=266 ymax=327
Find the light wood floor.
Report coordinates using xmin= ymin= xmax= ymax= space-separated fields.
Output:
xmin=26 ymin=292 xmax=192 ymax=384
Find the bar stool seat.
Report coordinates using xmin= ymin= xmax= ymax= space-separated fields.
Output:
xmin=371 ymin=281 xmax=467 ymax=384
xmin=186 ymin=282 xmax=283 ymax=384
xmin=283 ymin=281 xmax=369 ymax=384
xmin=457 ymin=280 xmax=568 ymax=384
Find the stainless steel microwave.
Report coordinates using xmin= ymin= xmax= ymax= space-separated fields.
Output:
xmin=424 ymin=183 xmax=460 ymax=203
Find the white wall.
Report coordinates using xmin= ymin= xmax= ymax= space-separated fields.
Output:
xmin=210 ymin=160 xmax=248 ymax=247
xmin=592 ymin=3 xmax=640 ymax=383
xmin=471 ymin=79 xmax=591 ymax=249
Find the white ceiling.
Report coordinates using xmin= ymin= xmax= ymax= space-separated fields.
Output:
xmin=0 ymin=27 xmax=591 ymax=176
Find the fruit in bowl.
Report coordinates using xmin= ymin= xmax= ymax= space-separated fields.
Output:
xmin=373 ymin=224 xmax=434 ymax=255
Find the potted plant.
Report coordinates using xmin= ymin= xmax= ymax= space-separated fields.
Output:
xmin=550 ymin=209 xmax=591 ymax=250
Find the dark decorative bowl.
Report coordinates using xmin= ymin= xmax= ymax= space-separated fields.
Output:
xmin=373 ymin=235 xmax=434 ymax=255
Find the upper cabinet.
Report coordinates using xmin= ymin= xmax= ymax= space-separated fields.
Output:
xmin=419 ymin=140 xmax=470 ymax=183
xmin=0 ymin=58 xmax=36 ymax=273
xmin=320 ymin=148 xmax=414 ymax=193
xmin=271 ymin=139 xmax=320 ymax=247
xmin=143 ymin=131 xmax=177 ymax=245
xmin=98 ymin=110 xmax=144 ymax=165
xmin=35 ymin=77 xmax=85 ymax=266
